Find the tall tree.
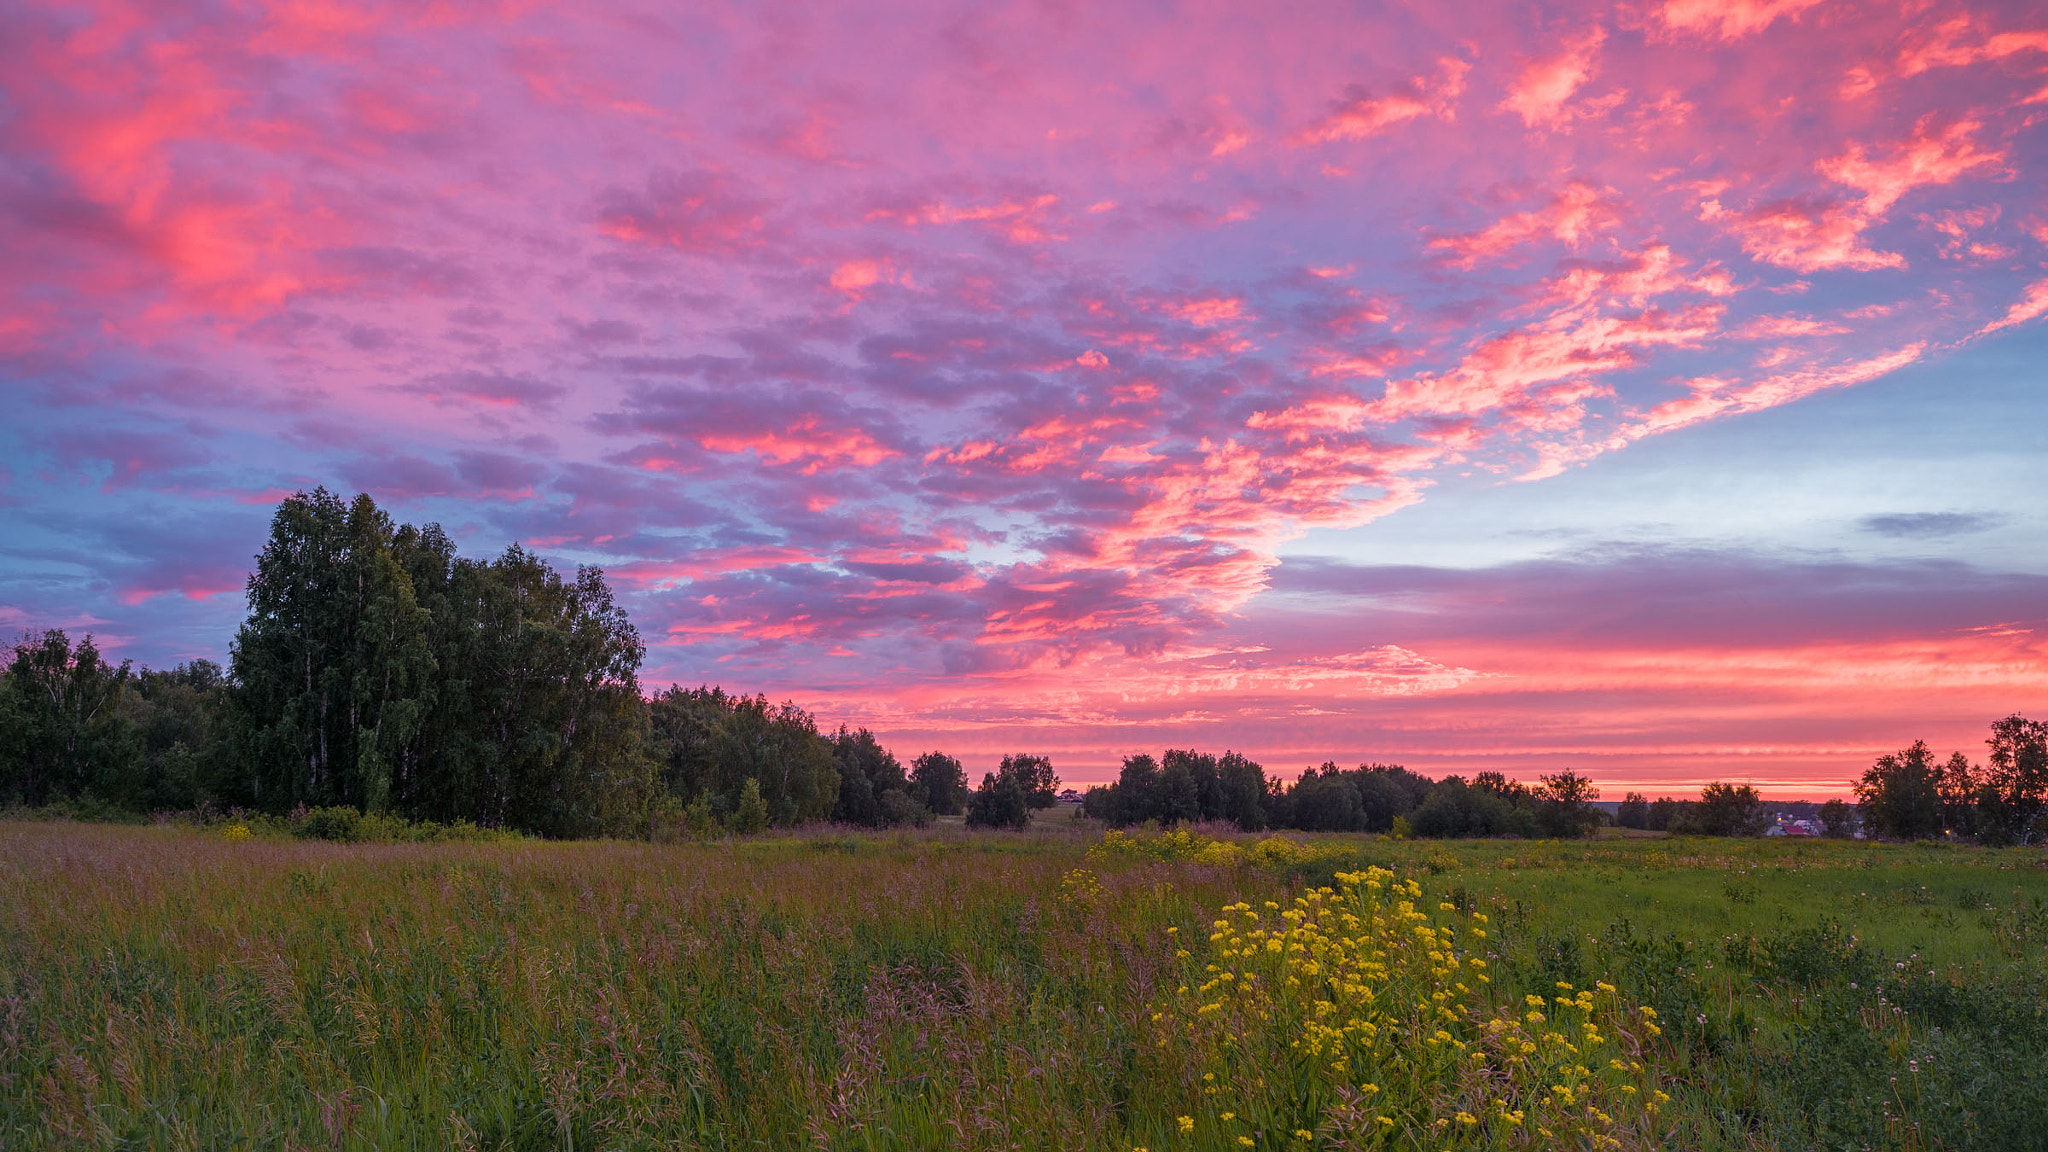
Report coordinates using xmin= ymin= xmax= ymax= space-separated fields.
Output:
xmin=714 ymin=696 xmax=838 ymax=826
xmin=1534 ymin=769 xmax=1600 ymax=838
xmin=1855 ymin=740 xmax=1946 ymax=841
xmin=122 ymin=660 xmax=230 ymax=811
xmin=232 ymin=491 xmax=649 ymax=835
xmin=965 ymin=768 xmax=1029 ymax=830
xmin=908 ymin=751 xmax=969 ymax=815
xmin=432 ymin=547 xmax=649 ymax=836
xmin=232 ymin=490 xmax=433 ymax=813
xmin=0 ymin=630 xmax=134 ymax=807
xmin=1215 ymin=751 xmax=1268 ymax=831
xmin=999 ymin=753 xmax=1059 ymax=809
xmin=830 ymin=726 xmax=917 ymax=827
xmin=1979 ymin=715 xmax=2047 ymax=845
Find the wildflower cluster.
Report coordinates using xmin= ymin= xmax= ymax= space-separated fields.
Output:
xmin=1153 ymin=867 xmax=1672 ymax=1148
xmin=220 ymin=823 xmax=252 ymax=842
xmin=1059 ymin=867 xmax=1107 ymax=902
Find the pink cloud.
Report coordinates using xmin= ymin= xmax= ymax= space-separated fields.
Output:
xmin=1705 ymin=120 xmax=2002 ymax=273
xmin=1819 ymin=119 xmax=2002 ymax=218
xmin=1293 ymin=57 xmax=1469 ymax=144
xmin=867 ymin=193 xmax=1066 ymax=244
xmin=696 ymin=419 xmax=901 ymax=473
xmin=1428 ymin=182 xmax=1620 ymax=268
xmin=1498 ymin=27 xmax=1605 ymax=128
xmin=1730 ymin=314 xmax=1850 ymax=339
xmin=1974 ymin=278 xmax=2048 ymax=337
xmin=1658 ymin=0 xmax=1824 ymax=41
xmin=1624 ymin=343 xmax=1927 ymax=440
xmin=1374 ymin=304 xmax=1723 ymax=421
xmin=1707 ymin=197 xmax=1905 ymax=273
xmin=1880 ymin=15 xmax=2048 ymax=87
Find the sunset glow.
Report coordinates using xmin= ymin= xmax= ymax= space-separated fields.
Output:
xmin=5 ymin=0 xmax=2046 ymax=793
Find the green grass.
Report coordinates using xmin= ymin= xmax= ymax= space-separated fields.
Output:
xmin=1 ymin=822 xmax=2043 ymax=1149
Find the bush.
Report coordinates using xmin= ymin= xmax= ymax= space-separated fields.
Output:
xmin=683 ymin=794 xmax=720 ymax=837
xmin=878 ymin=788 xmax=932 ymax=828
xmin=296 ymin=806 xmax=364 ymax=842
xmin=965 ymin=770 xmax=1029 ymax=830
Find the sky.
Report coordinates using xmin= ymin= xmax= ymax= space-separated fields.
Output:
xmin=3 ymin=0 xmax=2046 ymax=796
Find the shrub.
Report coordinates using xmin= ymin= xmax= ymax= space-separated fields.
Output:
xmin=731 ymin=778 xmax=770 ymax=835
xmin=878 ymin=788 xmax=932 ymax=828
xmin=296 ymin=806 xmax=363 ymax=842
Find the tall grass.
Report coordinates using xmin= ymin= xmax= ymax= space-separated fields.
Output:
xmin=2 ymin=823 xmax=2044 ymax=1149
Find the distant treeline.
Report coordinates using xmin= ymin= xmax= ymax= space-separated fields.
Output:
xmin=4 ymin=489 xmax=2041 ymax=844
xmin=1598 ymin=720 xmax=2048 ymax=846
xmin=1078 ymin=755 xmax=1608 ymax=839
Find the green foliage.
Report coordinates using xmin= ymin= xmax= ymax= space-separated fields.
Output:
xmin=878 ymin=787 xmax=932 ymax=828
xmin=1856 ymin=739 xmax=1948 ymax=840
xmin=124 ymin=659 xmax=231 ymax=810
xmin=1818 ymin=797 xmax=1857 ymax=838
xmin=1409 ymin=776 xmax=1538 ymax=838
xmin=296 ymin=804 xmax=366 ymax=842
xmin=230 ymin=490 xmax=432 ymax=815
xmin=1979 ymin=714 xmax=2048 ymax=844
xmin=648 ymin=688 xmax=840 ymax=829
xmin=229 ymin=489 xmax=650 ymax=837
xmin=1690 ymin=782 xmax=1770 ymax=836
xmin=999 ymin=751 xmax=1060 ymax=809
xmin=1215 ymin=750 xmax=1268 ymax=830
xmin=730 ymin=776 xmax=770 ymax=834
xmin=965 ymin=767 xmax=1030 ymax=830
xmin=1533 ymin=768 xmax=1600 ymax=838
xmin=1616 ymin=791 xmax=1650 ymax=830
xmin=0 ymin=630 xmax=136 ymax=808
xmin=907 ymin=749 xmax=969 ymax=815
xmin=681 ymin=792 xmax=720 ymax=837
xmin=828 ymin=725 xmax=925 ymax=828
xmin=1646 ymin=795 xmax=1685 ymax=831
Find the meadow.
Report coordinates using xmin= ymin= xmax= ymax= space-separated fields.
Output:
xmin=2 ymin=818 xmax=2044 ymax=1150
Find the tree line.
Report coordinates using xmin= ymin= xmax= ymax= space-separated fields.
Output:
xmin=1605 ymin=718 xmax=2048 ymax=845
xmin=1846 ymin=723 xmax=2047 ymax=843
xmin=1078 ymin=754 xmax=1608 ymax=839
xmin=7 ymin=492 xmax=2041 ymax=844
xmin=0 ymin=491 xmax=1028 ymax=837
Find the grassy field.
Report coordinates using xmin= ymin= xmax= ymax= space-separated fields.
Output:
xmin=2 ymin=821 xmax=2044 ymax=1150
